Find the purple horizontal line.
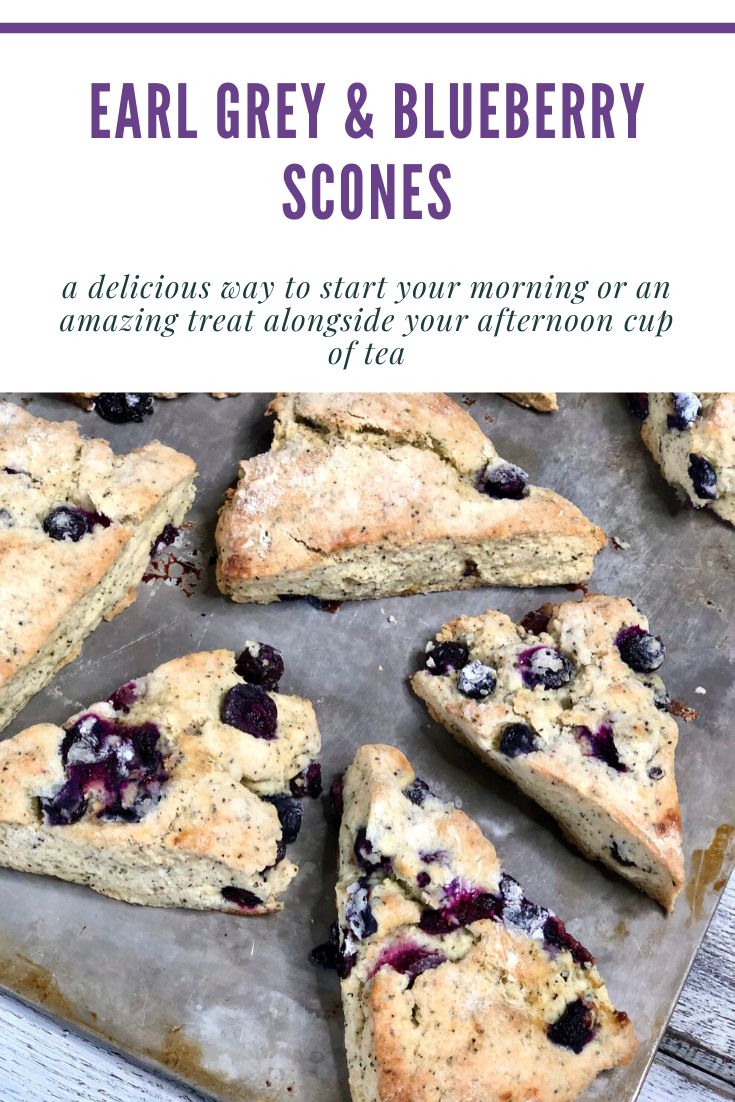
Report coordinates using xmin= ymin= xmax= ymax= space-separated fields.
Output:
xmin=1 ymin=22 xmax=735 ymax=34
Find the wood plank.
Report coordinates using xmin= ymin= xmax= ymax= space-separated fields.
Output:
xmin=661 ymin=878 xmax=735 ymax=1084
xmin=641 ymin=1055 xmax=735 ymax=1101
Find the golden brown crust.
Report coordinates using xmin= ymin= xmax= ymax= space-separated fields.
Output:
xmin=338 ymin=745 xmax=637 ymax=1102
xmin=216 ymin=393 xmax=605 ymax=602
xmin=411 ymin=594 xmax=684 ymax=910
xmin=501 ymin=392 xmax=558 ymax=413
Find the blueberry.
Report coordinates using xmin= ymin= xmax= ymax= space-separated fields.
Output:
xmin=475 ymin=461 xmax=529 ymax=500
xmin=43 ymin=506 xmax=108 ymax=542
xmin=419 ymin=879 xmax=503 ymax=935
xmin=648 ymin=765 xmax=664 ymax=781
xmin=667 ymin=393 xmax=701 ymax=431
xmin=370 ymin=942 xmax=446 ymax=987
xmin=0 ymin=508 xmax=13 ymax=527
xmin=309 ymin=921 xmax=342 ymax=970
xmin=262 ymin=794 xmax=303 ymax=844
xmin=425 ymin=641 xmax=469 ymax=675
xmin=576 ymin=722 xmax=628 ymax=773
xmin=354 ymin=827 xmax=391 ymax=873
xmin=289 ymin=761 xmax=323 ymax=799
xmin=610 ymin=841 xmax=637 ymax=868
xmin=517 ymin=645 xmax=574 ymax=690
xmin=345 ymin=877 xmax=378 ymax=940
xmin=625 ymin=393 xmax=649 ymax=421
xmin=457 ymin=661 xmax=497 ymax=700
xmin=615 ymin=626 xmax=665 ymax=673
xmin=108 ymin=680 xmax=142 ymax=714
xmin=93 ymin=393 xmax=154 ymax=424
xmin=416 ymin=871 xmax=431 ymax=889
xmin=419 ymin=850 xmax=447 ymax=865
xmin=220 ymin=684 xmax=278 ymax=740
xmin=150 ymin=524 xmax=178 ymax=557
xmin=40 ymin=715 xmax=167 ymax=826
xmin=520 ymin=606 xmax=552 ymax=635
xmin=327 ymin=775 xmax=344 ymax=823
xmin=542 ymin=915 xmax=594 ymax=966
xmin=221 ymin=886 xmax=263 ymax=911
xmin=403 ymin=777 xmax=434 ymax=806
xmin=688 ymin=453 xmax=718 ymax=500
xmin=235 ymin=642 xmax=284 ymax=691
xmin=499 ymin=723 xmax=540 ymax=759
xmin=547 ymin=999 xmax=598 ymax=1053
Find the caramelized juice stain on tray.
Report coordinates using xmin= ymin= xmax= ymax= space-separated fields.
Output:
xmin=686 ymin=824 xmax=735 ymax=920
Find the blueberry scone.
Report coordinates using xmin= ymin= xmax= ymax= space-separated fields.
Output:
xmin=63 ymin=393 xmax=236 ymax=423
xmin=216 ymin=393 xmax=605 ymax=603
xmin=629 ymin=392 xmax=735 ymax=525
xmin=0 ymin=645 xmax=322 ymax=912
xmin=411 ymin=595 xmax=684 ymax=910
xmin=316 ymin=744 xmax=636 ymax=1102
xmin=0 ymin=402 xmax=197 ymax=730
xmin=502 ymin=392 xmax=558 ymax=413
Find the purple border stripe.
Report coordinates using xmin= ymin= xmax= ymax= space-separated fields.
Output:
xmin=1 ymin=22 xmax=735 ymax=33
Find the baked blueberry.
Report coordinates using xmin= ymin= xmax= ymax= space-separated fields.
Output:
xmin=542 ymin=914 xmax=594 ymax=966
xmin=688 ymin=453 xmax=718 ymax=500
xmin=667 ymin=392 xmax=701 ymax=431
xmin=345 ymin=877 xmax=378 ymax=940
xmin=327 ymin=775 xmax=344 ymax=823
xmin=499 ymin=722 xmax=540 ymax=759
xmin=425 ymin=641 xmax=469 ymax=675
xmin=517 ymin=645 xmax=573 ymax=690
xmin=309 ymin=921 xmax=342 ymax=970
xmin=290 ymin=761 xmax=323 ymax=799
xmin=93 ymin=393 xmax=154 ymax=424
xmin=457 ymin=661 xmax=497 ymax=700
xmin=648 ymin=765 xmax=664 ymax=781
xmin=625 ymin=393 xmax=649 ymax=420
xmin=615 ymin=626 xmax=665 ymax=673
xmin=150 ymin=524 xmax=178 ymax=556
xmin=520 ymin=606 xmax=552 ymax=635
xmin=499 ymin=874 xmax=592 ymax=966
xmin=235 ymin=642 xmax=284 ymax=691
xmin=43 ymin=505 xmax=110 ymax=542
xmin=354 ymin=827 xmax=391 ymax=873
xmin=475 ymin=461 xmax=529 ymax=500
xmin=610 ymin=841 xmax=637 ymax=868
xmin=419 ymin=879 xmax=503 ymax=935
xmin=547 ymin=999 xmax=598 ymax=1054
xmin=262 ymin=794 xmax=303 ymax=844
xmin=370 ymin=942 xmax=446 ymax=986
xmin=221 ymin=886 xmax=263 ymax=911
xmin=220 ymin=684 xmax=278 ymax=740
xmin=416 ymin=871 xmax=431 ymax=888
xmin=403 ymin=777 xmax=434 ymax=806
xmin=576 ymin=722 xmax=628 ymax=773
xmin=107 ymin=679 xmax=142 ymax=714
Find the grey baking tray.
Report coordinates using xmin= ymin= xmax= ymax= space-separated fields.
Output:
xmin=0 ymin=392 xmax=733 ymax=1102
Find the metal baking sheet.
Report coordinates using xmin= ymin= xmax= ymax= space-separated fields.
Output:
xmin=0 ymin=392 xmax=733 ymax=1102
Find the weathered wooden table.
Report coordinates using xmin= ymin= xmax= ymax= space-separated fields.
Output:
xmin=0 ymin=878 xmax=732 ymax=1101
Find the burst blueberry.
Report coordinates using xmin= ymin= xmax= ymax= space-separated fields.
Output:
xmin=221 ymin=886 xmax=263 ymax=911
xmin=615 ymin=625 xmax=665 ymax=673
xmin=547 ymin=999 xmax=598 ymax=1053
xmin=220 ymin=683 xmax=278 ymax=739
xmin=345 ymin=877 xmax=378 ymax=940
xmin=403 ymin=777 xmax=434 ymax=806
xmin=576 ymin=722 xmax=628 ymax=773
xmin=517 ymin=645 xmax=574 ymax=690
xmin=309 ymin=921 xmax=342 ymax=970
xmin=499 ymin=723 xmax=540 ymax=759
xmin=235 ymin=642 xmax=284 ymax=691
xmin=425 ymin=641 xmax=469 ymax=675
xmin=289 ymin=761 xmax=323 ymax=799
xmin=457 ymin=661 xmax=497 ymax=700
xmin=369 ymin=942 xmax=446 ymax=987
xmin=93 ymin=393 xmax=154 ymax=424
xmin=354 ymin=827 xmax=391 ymax=873
xmin=475 ymin=461 xmax=529 ymax=500
xmin=419 ymin=880 xmax=503 ymax=935
xmin=688 ymin=453 xmax=718 ymax=500
xmin=108 ymin=679 xmax=142 ymax=714
xmin=150 ymin=524 xmax=178 ymax=557
xmin=667 ymin=392 xmax=701 ymax=431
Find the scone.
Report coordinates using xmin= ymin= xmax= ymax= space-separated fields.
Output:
xmin=0 ymin=402 xmax=196 ymax=730
xmin=628 ymin=392 xmax=735 ymax=526
xmin=216 ymin=393 xmax=605 ymax=603
xmin=0 ymin=645 xmax=322 ymax=912
xmin=502 ymin=392 xmax=558 ymax=412
xmin=411 ymin=595 xmax=684 ymax=910
xmin=318 ymin=744 xmax=636 ymax=1102
xmin=62 ymin=393 xmax=236 ymax=423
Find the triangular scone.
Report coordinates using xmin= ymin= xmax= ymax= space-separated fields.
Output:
xmin=631 ymin=392 xmax=735 ymax=526
xmin=502 ymin=392 xmax=558 ymax=412
xmin=215 ymin=393 xmax=605 ymax=604
xmin=0 ymin=402 xmax=197 ymax=730
xmin=0 ymin=646 xmax=322 ymax=913
xmin=411 ymin=594 xmax=684 ymax=910
xmin=328 ymin=744 xmax=636 ymax=1102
